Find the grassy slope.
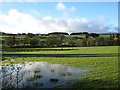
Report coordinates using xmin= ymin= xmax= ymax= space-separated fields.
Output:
xmin=2 ymin=46 xmax=119 ymax=88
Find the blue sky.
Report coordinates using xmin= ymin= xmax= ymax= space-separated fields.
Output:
xmin=0 ymin=2 xmax=118 ymax=33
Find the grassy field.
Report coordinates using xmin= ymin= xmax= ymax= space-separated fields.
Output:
xmin=1 ymin=34 xmax=110 ymax=41
xmin=99 ymin=34 xmax=110 ymax=37
xmin=1 ymin=46 xmax=119 ymax=88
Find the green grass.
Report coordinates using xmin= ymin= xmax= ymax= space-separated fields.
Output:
xmin=1 ymin=35 xmax=48 ymax=41
xmin=0 ymin=35 xmax=13 ymax=37
xmin=1 ymin=46 xmax=119 ymax=88
xmin=15 ymin=35 xmax=26 ymax=38
xmin=1 ymin=34 xmax=111 ymax=41
xmin=65 ymin=35 xmax=85 ymax=38
xmin=100 ymin=34 xmax=110 ymax=37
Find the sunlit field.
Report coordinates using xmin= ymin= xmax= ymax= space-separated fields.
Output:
xmin=0 ymin=1 xmax=119 ymax=89
xmin=1 ymin=46 xmax=119 ymax=88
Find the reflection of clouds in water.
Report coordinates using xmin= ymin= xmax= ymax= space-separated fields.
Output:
xmin=24 ymin=62 xmax=78 ymax=75
xmin=1 ymin=62 xmax=90 ymax=88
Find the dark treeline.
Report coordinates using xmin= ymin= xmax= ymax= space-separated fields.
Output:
xmin=48 ymin=32 xmax=69 ymax=35
xmin=1 ymin=32 xmax=120 ymax=48
xmin=1 ymin=31 xmax=119 ymax=36
xmin=0 ymin=32 xmax=89 ymax=36
xmin=70 ymin=32 xmax=88 ymax=35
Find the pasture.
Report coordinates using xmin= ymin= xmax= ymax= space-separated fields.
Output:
xmin=1 ymin=46 xmax=119 ymax=88
xmin=1 ymin=34 xmax=111 ymax=41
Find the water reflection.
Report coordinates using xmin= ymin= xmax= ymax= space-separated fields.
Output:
xmin=0 ymin=62 xmax=90 ymax=88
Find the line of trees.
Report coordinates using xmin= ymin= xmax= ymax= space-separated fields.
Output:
xmin=2 ymin=33 xmax=120 ymax=48
xmin=0 ymin=31 xmax=96 ymax=36
xmin=1 ymin=31 xmax=120 ymax=36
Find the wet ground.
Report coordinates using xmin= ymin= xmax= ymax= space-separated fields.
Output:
xmin=0 ymin=62 xmax=92 ymax=88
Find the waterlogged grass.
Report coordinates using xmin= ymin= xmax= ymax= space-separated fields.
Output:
xmin=1 ymin=46 xmax=119 ymax=88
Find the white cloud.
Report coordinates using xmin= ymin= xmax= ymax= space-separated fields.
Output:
xmin=56 ymin=3 xmax=76 ymax=12
xmin=71 ymin=6 xmax=76 ymax=11
xmin=56 ymin=2 xmax=66 ymax=10
xmin=0 ymin=9 xmax=116 ymax=34
xmin=28 ymin=9 xmax=41 ymax=17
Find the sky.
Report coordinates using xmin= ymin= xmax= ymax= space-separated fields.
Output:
xmin=0 ymin=2 xmax=118 ymax=34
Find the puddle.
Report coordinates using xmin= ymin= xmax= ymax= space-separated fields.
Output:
xmin=0 ymin=62 xmax=91 ymax=88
